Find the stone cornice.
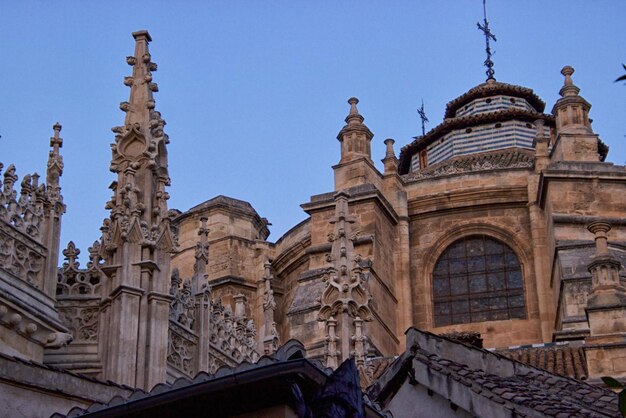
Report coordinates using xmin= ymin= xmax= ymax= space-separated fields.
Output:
xmin=408 ymin=186 xmax=528 ymax=217
xmin=0 ymin=271 xmax=67 ymax=333
xmin=108 ymin=284 xmax=145 ymax=299
xmin=208 ymin=275 xmax=257 ymax=292
xmin=538 ymin=165 xmax=626 ymax=208
xmin=302 ymin=184 xmax=399 ymax=225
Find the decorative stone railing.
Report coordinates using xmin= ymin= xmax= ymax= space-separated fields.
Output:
xmin=167 ymin=321 xmax=198 ymax=377
xmin=56 ymin=241 xmax=103 ymax=297
xmin=167 ymin=268 xmax=260 ymax=379
xmin=207 ymin=296 xmax=260 ymax=371
xmin=55 ymin=241 xmax=103 ymax=342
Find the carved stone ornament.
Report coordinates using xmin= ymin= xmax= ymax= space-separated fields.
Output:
xmin=318 ymin=192 xmax=373 ymax=368
xmin=169 ymin=268 xmax=196 ymax=329
xmin=403 ymin=149 xmax=534 ymax=181
xmin=262 ymin=260 xmax=280 ymax=355
xmin=58 ymin=306 xmax=99 ymax=341
xmin=167 ymin=327 xmax=195 ymax=376
xmin=56 ymin=241 xmax=102 ymax=296
xmin=207 ymin=297 xmax=260 ymax=372
xmin=0 ymin=228 xmax=45 ymax=289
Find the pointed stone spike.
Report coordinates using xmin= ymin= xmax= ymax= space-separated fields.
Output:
xmin=124 ymin=30 xmax=158 ymax=127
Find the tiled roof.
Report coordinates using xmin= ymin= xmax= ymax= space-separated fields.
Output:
xmin=368 ymin=329 xmax=619 ymax=418
xmin=398 ymin=108 xmax=552 ymax=173
xmin=402 ymin=147 xmax=534 ymax=182
xmin=414 ymin=348 xmax=614 ymax=417
xmin=496 ymin=344 xmax=588 ymax=381
xmin=444 ymin=81 xmax=546 ymax=118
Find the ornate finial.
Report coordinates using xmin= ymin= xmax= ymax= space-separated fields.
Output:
xmin=345 ymin=97 xmax=364 ymax=125
xmin=384 ymin=138 xmax=395 ymax=158
xmin=588 ymin=221 xmax=612 ymax=256
xmin=50 ymin=122 xmax=63 ymax=154
xmin=382 ymin=138 xmax=398 ymax=173
xmin=62 ymin=241 xmax=80 ymax=270
xmin=348 ymin=97 xmax=359 ymax=112
xmin=417 ymin=99 xmax=428 ymax=136
xmin=47 ymin=122 xmax=64 ymax=198
xmin=477 ymin=0 xmax=497 ymax=81
xmin=559 ymin=66 xmax=581 ymax=97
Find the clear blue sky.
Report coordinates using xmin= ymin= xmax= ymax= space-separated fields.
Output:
xmin=1 ymin=1 xmax=625 ymax=262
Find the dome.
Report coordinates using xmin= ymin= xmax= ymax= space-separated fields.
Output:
xmin=398 ymin=79 xmax=554 ymax=175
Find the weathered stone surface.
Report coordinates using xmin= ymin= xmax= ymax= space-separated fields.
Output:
xmin=2 ymin=32 xmax=626 ymax=418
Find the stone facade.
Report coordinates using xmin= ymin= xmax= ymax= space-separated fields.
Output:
xmin=0 ymin=31 xmax=624 ymax=417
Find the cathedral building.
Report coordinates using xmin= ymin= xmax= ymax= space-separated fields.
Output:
xmin=0 ymin=30 xmax=624 ymax=417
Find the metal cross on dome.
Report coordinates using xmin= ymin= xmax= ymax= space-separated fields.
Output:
xmin=477 ymin=0 xmax=497 ymax=80
xmin=417 ymin=99 xmax=428 ymax=136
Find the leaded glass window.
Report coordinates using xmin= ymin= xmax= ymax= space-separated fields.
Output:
xmin=433 ymin=235 xmax=526 ymax=326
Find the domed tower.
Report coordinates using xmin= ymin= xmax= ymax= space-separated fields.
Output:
xmin=398 ymin=79 xmax=553 ymax=174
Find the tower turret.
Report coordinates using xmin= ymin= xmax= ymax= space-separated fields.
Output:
xmin=333 ymin=98 xmax=381 ymax=190
xmin=551 ymin=66 xmax=605 ymax=162
xmin=98 ymin=30 xmax=175 ymax=390
xmin=337 ymin=97 xmax=373 ymax=163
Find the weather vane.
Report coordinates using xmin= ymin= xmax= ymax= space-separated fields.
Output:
xmin=477 ymin=0 xmax=497 ymax=80
xmin=417 ymin=99 xmax=428 ymax=136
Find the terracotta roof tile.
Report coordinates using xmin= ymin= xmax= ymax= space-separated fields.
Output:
xmin=497 ymin=345 xmax=588 ymax=381
xmin=404 ymin=330 xmax=618 ymax=417
xmin=444 ymin=80 xmax=546 ymax=118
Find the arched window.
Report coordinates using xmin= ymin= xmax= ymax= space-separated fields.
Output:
xmin=432 ymin=235 xmax=526 ymax=326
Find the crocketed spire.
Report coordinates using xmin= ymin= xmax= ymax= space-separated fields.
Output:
xmin=97 ymin=30 xmax=175 ymax=390
xmin=121 ymin=30 xmax=159 ymax=127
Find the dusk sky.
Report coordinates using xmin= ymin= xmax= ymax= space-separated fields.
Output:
xmin=1 ymin=1 xmax=625 ymax=260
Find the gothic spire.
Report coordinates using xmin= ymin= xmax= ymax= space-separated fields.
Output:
xmin=106 ymin=29 xmax=172 ymax=248
xmin=121 ymin=30 xmax=159 ymax=128
xmin=98 ymin=31 xmax=174 ymax=389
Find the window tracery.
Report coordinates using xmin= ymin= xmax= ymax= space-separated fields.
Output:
xmin=432 ymin=235 xmax=526 ymax=326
